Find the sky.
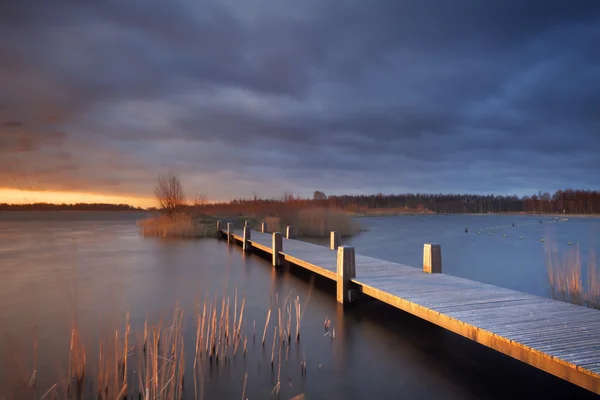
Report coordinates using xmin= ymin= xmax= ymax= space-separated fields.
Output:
xmin=1 ymin=0 xmax=599 ymax=206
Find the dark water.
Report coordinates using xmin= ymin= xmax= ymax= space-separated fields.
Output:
xmin=0 ymin=212 xmax=598 ymax=399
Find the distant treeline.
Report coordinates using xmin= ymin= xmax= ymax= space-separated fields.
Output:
xmin=326 ymin=189 xmax=600 ymax=214
xmin=0 ymin=202 xmax=145 ymax=211
xmin=215 ymin=189 xmax=600 ymax=215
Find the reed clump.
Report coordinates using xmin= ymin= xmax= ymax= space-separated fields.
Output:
xmin=545 ymin=241 xmax=600 ymax=309
xmin=16 ymin=287 xmax=317 ymax=399
xmin=137 ymin=213 xmax=219 ymax=238
xmin=264 ymin=207 xmax=360 ymax=238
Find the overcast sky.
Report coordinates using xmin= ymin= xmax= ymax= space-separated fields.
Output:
xmin=1 ymin=0 xmax=599 ymax=203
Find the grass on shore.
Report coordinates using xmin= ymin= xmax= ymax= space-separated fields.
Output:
xmin=137 ymin=213 xmax=219 ymax=238
xmin=545 ymin=241 xmax=599 ymax=309
xmin=261 ymin=207 xmax=361 ymax=237
xmin=137 ymin=207 xmax=360 ymax=239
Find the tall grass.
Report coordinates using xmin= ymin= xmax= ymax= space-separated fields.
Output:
xmin=263 ymin=207 xmax=360 ymax=237
xmin=137 ymin=213 xmax=218 ymax=238
xmin=12 ymin=288 xmax=316 ymax=399
xmin=545 ymin=241 xmax=600 ymax=309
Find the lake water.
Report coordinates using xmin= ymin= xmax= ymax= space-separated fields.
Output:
xmin=0 ymin=212 xmax=598 ymax=399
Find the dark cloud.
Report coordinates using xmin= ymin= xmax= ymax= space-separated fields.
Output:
xmin=0 ymin=0 xmax=599 ymax=201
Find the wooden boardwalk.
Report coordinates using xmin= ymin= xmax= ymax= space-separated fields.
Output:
xmin=221 ymin=226 xmax=600 ymax=394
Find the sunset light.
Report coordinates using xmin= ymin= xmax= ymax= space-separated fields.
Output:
xmin=0 ymin=188 xmax=155 ymax=208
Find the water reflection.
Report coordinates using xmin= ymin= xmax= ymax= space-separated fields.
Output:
xmin=0 ymin=213 xmax=597 ymax=399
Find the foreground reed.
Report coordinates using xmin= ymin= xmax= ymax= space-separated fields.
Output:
xmin=545 ymin=241 xmax=600 ymax=309
xmin=12 ymin=288 xmax=318 ymax=400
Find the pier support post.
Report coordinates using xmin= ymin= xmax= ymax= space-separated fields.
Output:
xmin=423 ymin=244 xmax=442 ymax=273
xmin=272 ymin=232 xmax=283 ymax=268
xmin=261 ymin=222 xmax=267 ymax=233
xmin=243 ymin=226 xmax=252 ymax=252
xmin=227 ymin=223 xmax=233 ymax=243
xmin=216 ymin=220 xmax=221 ymax=235
xmin=330 ymin=231 xmax=341 ymax=250
xmin=286 ymin=225 xmax=295 ymax=239
xmin=244 ymin=220 xmax=249 ymax=227
xmin=337 ymin=246 xmax=356 ymax=305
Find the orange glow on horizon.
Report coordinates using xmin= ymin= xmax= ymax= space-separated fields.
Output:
xmin=0 ymin=188 xmax=156 ymax=208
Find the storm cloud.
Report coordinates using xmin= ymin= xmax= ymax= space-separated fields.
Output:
xmin=1 ymin=0 xmax=599 ymax=202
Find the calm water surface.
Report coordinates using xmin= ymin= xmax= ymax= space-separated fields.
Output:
xmin=347 ymin=215 xmax=600 ymax=297
xmin=0 ymin=212 xmax=598 ymax=399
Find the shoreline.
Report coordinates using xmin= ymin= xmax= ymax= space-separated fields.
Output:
xmin=351 ymin=211 xmax=600 ymax=218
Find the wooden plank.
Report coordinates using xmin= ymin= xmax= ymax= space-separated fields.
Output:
xmin=359 ymin=283 xmax=600 ymax=394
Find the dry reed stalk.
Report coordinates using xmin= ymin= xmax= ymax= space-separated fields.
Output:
xmin=276 ymin=331 xmax=282 ymax=397
xmin=205 ymin=300 xmax=212 ymax=356
xmin=278 ymin=308 xmax=282 ymax=343
xmin=67 ymin=328 xmax=74 ymax=385
xmin=287 ymin=302 xmax=292 ymax=343
xmin=241 ymin=372 xmax=248 ymax=400
xmin=271 ymin=327 xmax=277 ymax=369
xmin=116 ymin=384 xmax=127 ymax=399
xmin=200 ymin=300 xmax=207 ymax=354
xmin=136 ymin=349 xmax=144 ymax=400
xmin=123 ymin=312 xmax=130 ymax=387
xmin=144 ymin=311 xmax=148 ymax=351
xmin=153 ymin=328 xmax=159 ymax=395
xmin=234 ymin=295 xmax=246 ymax=355
xmin=39 ymin=383 xmax=58 ymax=400
xmin=194 ymin=303 xmax=206 ymax=370
xmin=295 ymin=297 xmax=301 ymax=342
xmin=216 ymin=296 xmax=226 ymax=362
xmin=179 ymin=330 xmax=185 ymax=393
xmin=158 ymin=328 xmax=170 ymax=399
xmin=233 ymin=288 xmax=238 ymax=344
xmin=225 ymin=296 xmax=230 ymax=357
xmin=114 ymin=330 xmax=119 ymax=398
xmin=28 ymin=370 xmax=36 ymax=388
xmin=262 ymin=309 xmax=271 ymax=346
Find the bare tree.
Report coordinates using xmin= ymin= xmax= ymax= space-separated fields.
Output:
xmin=193 ymin=194 xmax=208 ymax=207
xmin=154 ymin=171 xmax=185 ymax=216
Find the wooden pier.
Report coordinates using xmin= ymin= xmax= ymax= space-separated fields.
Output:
xmin=219 ymin=223 xmax=600 ymax=395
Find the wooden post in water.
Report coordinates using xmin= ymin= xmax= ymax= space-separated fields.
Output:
xmin=286 ymin=225 xmax=295 ymax=239
xmin=330 ymin=231 xmax=341 ymax=250
xmin=272 ymin=232 xmax=283 ymax=268
xmin=261 ymin=222 xmax=267 ymax=233
xmin=244 ymin=220 xmax=249 ymax=227
xmin=423 ymin=244 xmax=442 ymax=273
xmin=337 ymin=246 xmax=356 ymax=305
xmin=227 ymin=223 xmax=233 ymax=243
xmin=216 ymin=220 xmax=221 ymax=235
xmin=243 ymin=226 xmax=252 ymax=252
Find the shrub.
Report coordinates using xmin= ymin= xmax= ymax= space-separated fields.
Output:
xmin=137 ymin=213 xmax=218 ymax=238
